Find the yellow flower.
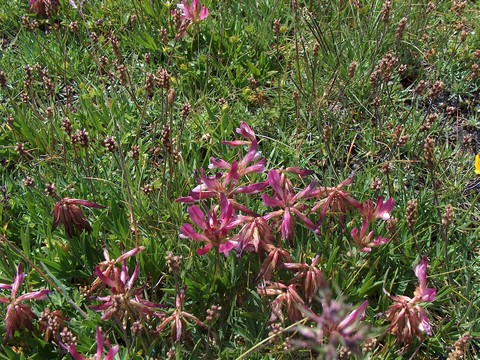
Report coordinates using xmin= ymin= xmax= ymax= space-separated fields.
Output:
xmin=476 ymin=155 xmax=480 ymax=175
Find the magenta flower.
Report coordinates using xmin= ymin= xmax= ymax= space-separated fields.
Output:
xmin=179 ymin=194 xmax=237 ymax=256
xmin=213 ymin=122 xmax=266 ymax=177
xmin=0 ymin=264 xmax=51 ymax=342
xmin=228 ymin=215 xmax=275 ymax=254
xmin=359 ymin=196 xmax=395 ymax=222
xmin=52 ymin=198 xmax=105 ymax=238
xmin=65 ymin=327 xmax=119 ymax=360
xmin=176 ymin=0 xmax=208 ymax=23
xmin=87 ymin=246 xmax=145 ymax=297
xmin=384 ymin=256 xmax=436 ymax=345
xmin=312 ymin=172 xmax=361 ymax=227
xmin=262 ymin=169 xmax=318 ymax=242
xmin=350 ymin=196 xmax=394 ymax=252
xmin=291 ymin=298 xmax=369 ymax=359
xmin=350 ymin=221 xmax=390 ymax=252
xmin=91 ymin=260 xmax=164 ymax=327
xmin=156 ymin=286 xmax=208 ymax=343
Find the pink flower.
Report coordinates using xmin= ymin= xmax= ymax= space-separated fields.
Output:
xmin=312 ymin=172 xmax=361 ymax=227
xmin=291 ymin=297 xmax=369 ymax=359
xmin=350 ymin=196 xmax=394 ymax=252
xmin=262 ymin=169 xmax=318 ymax=242
xmin=0 ymin=264 xmax=51 ymax=342
xmin=176 ymin=0 xmax=208 ymax=23
xmin=384 ymin=256 xmax=436 ymax=345
xmin=359 ymin=196 xmax=395 ymax=222
xmin=52 ymin=198 xmax=105 ymax=238
xmin=65 ymin=327 xmax=119 ymax=360
xmin=156 ymin=286 xmax=208 ymax=343
xmin=91 ymin=260 xmax=164 ymax=326
xmin=179 ymin=194 xmax=237 ymax=256
xmin=228 ymin=215 xmax=275 ymax=254
xmin=87 ymin=246 xmax=145 ymax=297
xmin=350 ymin=220 xmax=390 ymax=252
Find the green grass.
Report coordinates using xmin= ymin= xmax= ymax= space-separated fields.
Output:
xmin=0 ymin=0 xmax=479 ymax=359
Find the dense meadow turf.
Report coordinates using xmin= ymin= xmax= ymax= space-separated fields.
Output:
xmin=0 ymin=0 xmax=479 ymax=359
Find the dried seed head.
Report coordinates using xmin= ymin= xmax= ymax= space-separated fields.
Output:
xmin=116 ymin=63 xmax=128 ymax=85
xmin=145 ymin=73 xmax=155 ymax=96
xmin=429 ymin=81 xmax=444 ymax=99
xmin=155 ymin=68 xmax=170 ymax=89
xmin=62 ymin=118 xmax=72 ymax=135
xmin=167 ymin=88 xmax=176 ymax=106
xmin=248 ymin=76 xmax=257 ymax=90
xmin=398 ymin=135 xmax=410 ymax=147
xmin=103 ymin=136 xmax=116 ymax=152
xmin=386 ymin=217 xmax=398 ymax=235
xmin=447 ymin=333 xmax=471 ymax=360
xmin=172 ymin=149 xmax=182 ymax=164
xmin=406 ymin=199 xmax=418 ymax=233
xmin=442 ymin=204 xmax=454 ymax=228
xmin=273 ymin=19 xmax=281 ymax=36
xmin=45 ymin=106 xmax=54 ymax=118
xmin=381 ymin=1 xmax=392 ymax=23
xmin=144 ymin=52 xmax=151 ymax=64
xmin=292 ymin=90 xmax=300 ymax=102
xmin=206 ymin=304 xmax=222 ymax=322
xmin=181 ymin=103 xmax=191 ymax=119
xmin=396 ymin=17 xmax=407 ymax=41
xmin=142 ymin=184 xmax=153 ymax=194
xmin=131 ymin=321 xmax=143 ymax=336
xmin=348 ymin=61 xmax=358 ymax=78
xmin=363 ymin=338 xmax=378 ymax=353
xmin=324 ymin=124 xmax=332 ymax=144
xmin=99 ymin=55 xmax=109 ymax=68
xmin=414 ymin=80 xmax=428 ymax=96
xmin=7 ymin=115 xmax=14 ymax=126
xmin=381 ymin=162 xmax=392 ymax=174
xmin=392 ymin=125 xmax=403 ymax=145
xmin=313 ymin=42 xmax=320 ymax=57
xmin=109 ymin=35 xmax=123 ymax=61
xmin=469 ymin=64 xmax=479 ymax=80
xmin=339 ymin=346 xmax=352 ymax=360
xmin=78 ymin=129 xmax=89 ymax=148
xmin=15 ymin=143 xmax=27 ymax=155
xmin=424 ymin=137 xmax=435 ymax=169
xmin=427 ymin=1 xmax=435 ymax=13
xmin=130 ymin=145 xmax=140 ymax=160
xmin=452 ymin=0 xmax=467 ymax=14
xmin=161 ymin=126 xmax=172 ymax=152
xmin=166 ymin=347 xmax=176 ymax=360
xmin=398 ymin=64 xmax=407 ymax=74
xmin=59 ymin=327 xmax=76 ymax=346
xmin=24 ymin=177 xmax=35 ymax=187
xmin=0 ymin=70 xmax=6 ymax=87
xmin=268 ymin=322 xmax=283 ymax=338
xmin=69 ymin=21 xmax=79 ymax=33
xmin=165 ymin=251 xmax=182 ymax=274
xmin=45 ymin=183 xmax=56 ymax=197
xmin=158 ymin=28 xmax=168 ymax=44
xmin=370 ymin=177 xmax=382 ymax=192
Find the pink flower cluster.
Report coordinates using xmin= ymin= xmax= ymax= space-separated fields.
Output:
xmin=385 ymin=256 xmax=437 ymax=345
xmin=178 ymin=121 xmax=395 ymax=258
